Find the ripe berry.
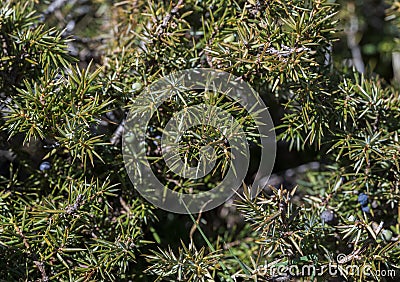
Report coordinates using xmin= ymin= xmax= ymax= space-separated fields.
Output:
xmin=358 ymin=193 xmax=368 ymax=206
xmin=39 ymin=161 xmax=51 ymax=171
xmin=321 ymin=209 xmax=335 ymax=223
xmin=361 ymin=205 xmax=370 ymax=213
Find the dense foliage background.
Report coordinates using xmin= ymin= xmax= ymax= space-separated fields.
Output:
xmin=0 ymin=0 xmax=399 ymax=281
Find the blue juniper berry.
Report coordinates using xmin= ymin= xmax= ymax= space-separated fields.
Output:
xmin=39 ymin=161 xmax=51 ymax=171
xmin=321 ymin=209 xmax=335 ymax=223
xmin=361 ymin=205 xmax=370 ymax=213
xmin=358 ymin=193 xmax=368 ymax=206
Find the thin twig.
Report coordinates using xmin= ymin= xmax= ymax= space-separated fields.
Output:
xmin=65 ymin=194 xmax=83 ymax=215
xmin=346 ymin=2 xmax=365 ymax=73
xmin=156 ymin=0 xmax=184 ymax=36
xmin=189 ymin=200 xmax=211 ymax=242
xmin=15 ymin=225 xmax=48 ymax=282
xmin=110 ymin=119 xmax=126 ymax=145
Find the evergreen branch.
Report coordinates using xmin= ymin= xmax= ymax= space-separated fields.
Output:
xmin=156 ymin=0 xmax=184 ymax=36
xmin=14 ymin=225 xmax=48 ymax=282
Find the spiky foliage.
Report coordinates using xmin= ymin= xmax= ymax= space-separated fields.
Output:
xmin=0 ymin=0 xmax=399 ymax=281
xmin=0 ymin=0 xmax=154 ymax=280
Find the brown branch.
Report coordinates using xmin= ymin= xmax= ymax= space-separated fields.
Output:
xmin=346 ymin=2 xmax=365 ymax=73
xmin=110 ymin=119 xmax=126 ymax=145
xmin=189 ymin=200 xmax=211 ymax=242
xmin=156 ymin=0 xmax=184 ymax=36
xmin=15 ymin=224 xmax=48 ymax=282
